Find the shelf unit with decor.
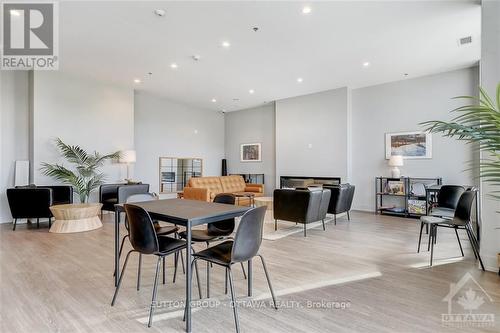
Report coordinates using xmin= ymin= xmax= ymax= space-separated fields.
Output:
xmin=375 ymin=176 xmax=442 ymax=218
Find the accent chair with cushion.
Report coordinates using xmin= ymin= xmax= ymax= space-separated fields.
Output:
xmin=429 ymin=185 xmax=465 ymax=218
xmin=273 ymin=187 xmax=331 ymax=237
xmin=99 ymin=183 xmax=150 ymax=216
xmin=7 ymin=185 xmax=73 ymax=230
xmin=323 ymin=183 xmax=355 ymax=224
xmin=183 ymin=175 xmax=264 ymax=205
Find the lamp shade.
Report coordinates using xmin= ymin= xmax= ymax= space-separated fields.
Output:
xmin=388 ymin=155 xmax=404 ymax=167
xmin=120 ymin=150 xmax=136 ymax=163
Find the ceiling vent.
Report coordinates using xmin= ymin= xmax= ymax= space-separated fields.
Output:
xmin=459 ymin=36 xmax=472 ymax=46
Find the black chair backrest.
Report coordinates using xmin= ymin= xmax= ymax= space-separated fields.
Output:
xmin=437 ymin=185 xmax=465 ymax=209
xmin=6 ymin=188 xmax=53 ymax=219
xmin=123 ymin=204 xmax=159 ymax=254
xmin=124 ymin=193 xmax=157 ymax=231
xmin=40 ymin=185 xmax=73 ymax=204
xmin=452 ymin=190 xmax=476 ymax=226
xmin=324 ymin=184 xmax=355 ymax=214
xmin=208 ymin=193 xmax=236 ymax=235
xmin=318 ymin=189 xmax=331 ymax=220
xmin=231 ymin=206 xmax=267 ymax=263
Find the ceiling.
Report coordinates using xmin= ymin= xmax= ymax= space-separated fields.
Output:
xmin=59 ymin=1 xmax=481 ymax=112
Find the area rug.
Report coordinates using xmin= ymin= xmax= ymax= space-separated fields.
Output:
xmin=261 ymin=211 xmax=337 ymax=241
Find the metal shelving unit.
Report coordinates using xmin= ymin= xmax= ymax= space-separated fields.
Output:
xmin=375 ymin=176 xmax=442 ymax=218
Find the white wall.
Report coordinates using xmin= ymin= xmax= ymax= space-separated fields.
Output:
xmin=275 ymin=87 xmax=349 ymax=186
xmin=224 ymin=103 xmax=276 ymax=195
xmin=0 ymin=71 xmax=30 ymax=223
xmin=479 ymin=0 xmax=500 ymax=272
xmin=32 ymin=72 xmax=134 ymax=201
xmin=351 ymin=67 xmax=479 ymax=211
xmin=134 ymin=91 xmax=225 ymax=194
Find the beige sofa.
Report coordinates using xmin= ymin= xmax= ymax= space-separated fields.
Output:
xmin=183 ymin=175 xmax=264 ymax=205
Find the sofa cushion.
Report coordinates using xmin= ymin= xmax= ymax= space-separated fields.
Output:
xmin=188 ymin=177 xmax=223 ymax=195
xmin=220 ymin=175 xmax=246 ymax=193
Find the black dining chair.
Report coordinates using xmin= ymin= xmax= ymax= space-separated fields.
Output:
xmin=111 ymin=204 xmax=202 ymax=328
xmin=418 ymin=190 xmax=484 ymax=270
xmin=429 ymin=185 xmax=465 ymax=218
xmin=178 ymin=193 xmax=247 ymax=297
xmin=114 ymin=193 xmax=183 ymax=289
xmin=184 ymin=206 xmax=277 ymax=333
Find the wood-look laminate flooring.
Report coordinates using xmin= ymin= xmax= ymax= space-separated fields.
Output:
xmin=1 ymin=211 xmax=499 ymax=333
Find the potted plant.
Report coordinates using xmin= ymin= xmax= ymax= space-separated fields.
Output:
xmin=421 ymin=83 xmax=500 ymax=274
xmin=41 ymin=138 xmax=121 ymax=203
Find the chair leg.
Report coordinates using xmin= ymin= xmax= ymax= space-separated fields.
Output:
xmin=37 ymin=218 xmax=39 ymax=229
xmin=425 ymin=223 xmax=429 ymax=234
xmin=193 ymin=256 xmax=203 ymax=299
xmin=137 ymin=253 xmax=142 ymax=291
xmin=207 ymin=260 xmax=210 ymax=298
xmin=322 ymin=219 xmax=326 ymax=231
xmin=274 ymin=219 xmax=277 ymax=231
xmin=227 ymin=268 xmax=241 ymax=333
xmin=111 ymin=250 xmax=133 ymax=306
xmin=162 ymin=257 xmax=166 ymax=285
xmin=429 ymin=225 xmax=435 ymax=266
xmin=434 ymin=227 xmax=437 ymax=244
xmin=454 ymin=228 xmax=464 ymax=257
xmin=225 ymin=268 xmax=228 ymax=294
xmin=180 ymin=250 xmax=185 ymax=273
xmin=417 ymin=222 xmax=424 ymax=253
xmin=183 ymin=259 xmax=198 ymax=322
xmin=12 ymin=218 xmax=17 ymax=231
xmin=303 ymin=223 xmax=306 ymax=237
xmin=147 ymin=256 xmax=162 ymax=328
xmin=334 ymin=215 xmax=337 ymax=225
xmin=464 ymin=226 xmax=478 ymax=259
xmin=427 ymin=227 xmax=432 ymax=251
xmin=240 ymin=262 xmax=247 ymax=280
xmin=48 ymin=217 xmax=52 ymax=228
xmin=466 ymin=224 xmax=485 ymax=271
xmin=347 ymin=211 xmax=350 ymax=221
xmin=173 ymin=251 xmax=178 ymax=283
xmin=113 ymin=235 xmax=128 ymax=277
xmin=258 ymin=255 xmax=278 ymax=310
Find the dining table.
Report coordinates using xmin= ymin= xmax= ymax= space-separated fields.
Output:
xmin=114 ymin=198 xmax=250 ymax=332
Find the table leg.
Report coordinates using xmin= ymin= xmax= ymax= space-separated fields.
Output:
xmin=186 ymin=221 xmax=192 ymax=333
xmin=114 ymin=211 xmax=120 ymax=287
xmin=247 ymin=259 xmax=252 ymax=297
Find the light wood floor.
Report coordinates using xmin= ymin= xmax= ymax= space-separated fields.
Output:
xmin=1 ymin=211 xmax=499 ymax=333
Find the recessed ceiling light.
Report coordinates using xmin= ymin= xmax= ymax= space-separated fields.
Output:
xmin=211 ymin=98 xmax=217 ymax=103
xmin=192 ymin=55 xmax=201 ymax=61
xmin=363 ymin=61 xmax=371 ymax=67
xmin=193 ymin=129 xmax=198 ymax=134
xmin=154 ymin=9 xmax=166 ymax=17
xmin=170 ymin=63 xmax=178 ymax=69
xmin=221 ymin=41 xmax=231 ymax=48
xmin=302 ymin=6 xmax=312 ymax=14
xmin=297 ymin=77 xmax=303 ymax=83
xmin=134 ymin=79 xmax=141 ymax=83
xmin=404 ymin=73 xmax=409 ymax=76
xmin=10 ymin=10 xmax=20 ymax=16
xmin=249 ymin=89 xmax=255 ymax=94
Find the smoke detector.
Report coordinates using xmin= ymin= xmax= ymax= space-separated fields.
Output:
xmin=154 ymin=9 xmax=166 ymax=17
xmin=458 ymin=36 xmax=472 ymax=46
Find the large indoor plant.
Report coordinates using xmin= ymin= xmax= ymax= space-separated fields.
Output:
xmin=421 ymin=83 xmax=500 ymax=199
xmin=41 ymin=138 xmax=121 ymax=203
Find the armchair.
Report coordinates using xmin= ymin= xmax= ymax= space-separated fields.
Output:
xmin=6 ymin=185 xmax=73 ymax=230
xmin=323 ymin=184 xmax=355 ymax=224
xmin=273 ymin=188 xmax=331 ymax=237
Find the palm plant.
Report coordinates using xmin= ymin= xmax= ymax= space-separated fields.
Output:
xmin=420 ymin=83 xmax=500 ymax=200
xmin=41 ymin=138 xmax=121 ymax=203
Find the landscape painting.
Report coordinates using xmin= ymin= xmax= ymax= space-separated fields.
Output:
xmin=240 ymin=143 xmax=262 ymax=162
xmin=385 ymin=131 xmax=432 ymax=159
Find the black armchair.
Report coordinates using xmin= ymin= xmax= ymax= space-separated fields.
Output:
xmin=273 ymin=188 xmax=331 ymax=236
xmin=6 ymin=185 xmax=73 ymax=230
xmin=429 ymin=185 xmax=465 ymax=218
xmin=99 ymin=183 xmax=150 ymax=216
xmin=323 ymin=184 xmax=355 ymax=224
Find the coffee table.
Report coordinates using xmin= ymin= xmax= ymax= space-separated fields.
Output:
xmin=234 ymin=192 xmax=255 ymax=206
xmin=254 ymin=196 xmax=273 ymax=210
xmin=49 ymin=203 xmax=103 ymax=233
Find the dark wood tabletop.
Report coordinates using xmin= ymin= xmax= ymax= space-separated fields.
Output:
xmin=116 ymin=198 xmax=250 ymax=226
